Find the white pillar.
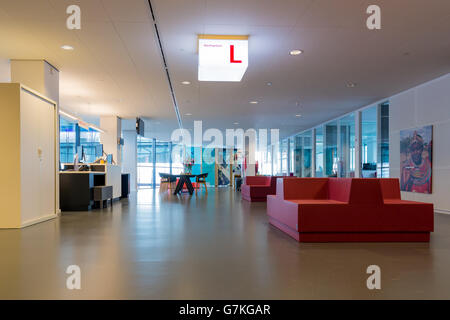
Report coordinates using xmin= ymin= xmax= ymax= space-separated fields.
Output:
xmin=100 ymin=116 xmax=122 ymax=165
xmin=0 ymin=59 xmax=11 ymax=82
xmin=10 ymin=60 xmax=59 ymax=105
xmin=122 ymin=130 xmax=137 ymax=192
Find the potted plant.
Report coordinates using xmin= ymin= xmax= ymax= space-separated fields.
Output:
xmin=183 ymin=157 xmax=195 ymax=174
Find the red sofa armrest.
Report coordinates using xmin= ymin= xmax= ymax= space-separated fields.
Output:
xmin=245 ymin=176 xmax=271 ymax=186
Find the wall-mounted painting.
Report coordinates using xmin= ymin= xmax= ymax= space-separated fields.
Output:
xmin=400 ymin=125 xmax=433 ymax=193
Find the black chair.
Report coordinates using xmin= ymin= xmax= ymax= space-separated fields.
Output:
xmin=195 ymin=173 xmax=208 ymax=195
xmin=159 ymin=173 xmax=176 ymax=193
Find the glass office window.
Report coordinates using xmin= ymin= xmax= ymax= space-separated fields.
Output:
xmin=378 ymin=102 xmax=390 ymax=177
xmin=294 ymin=135 xmax=302 ymax=177
xmin=281 ymin=139 xmax=288 ymax=175
xmin=301 ymin=131 xmax=313 ymax=177
xmin=289 ymin=138 xmax=295 ymax=175
xmin=80 ymin=127 xmax=101 ymax=163
xmin=137 ymin=136 xmax=154 ymax=187
xmin=339 ymin=113 xmax=355 ymax=177
xmin=272 ymin=143 xmax=281 ymax=175
xmin=60 ymin=117 xmax=76 ymax=163
xmin=315 ymin=127 xmax=324 ymax=177
xmin=325 ymin=120 xmax=338 ymax=177
xmin=361 ymin=106 xmax=377 ymax=177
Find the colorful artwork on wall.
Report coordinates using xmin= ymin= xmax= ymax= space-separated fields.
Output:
xmin=400 ymin=125 xmax=433 ymax=193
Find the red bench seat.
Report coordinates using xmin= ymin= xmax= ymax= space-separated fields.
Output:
xmin=267 ymin=178 xmax=434 ymax=242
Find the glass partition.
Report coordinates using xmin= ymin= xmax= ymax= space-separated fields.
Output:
xmin=325 ymin=120 xmax=338 ymax=177
xmin=361 ymin=106 xmax=377 ymax=177
xmin=281 ymin=139 xmax=288 ymax=175
xmin=289 ymin=138 xmax=295 ymax=175
xmin=378 ymin=102 xmax=390 ymax=177
xmin=315 ymin=127 xmax=324 ymax=177
xmin=339 ymin=113 xmax=355 ymax=177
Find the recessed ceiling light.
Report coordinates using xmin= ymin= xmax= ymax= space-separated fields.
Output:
xmin=289 ymin=49 xmax=303 ymax=56
xmin=185 ymin=113 xmax=192 ymax=116
xmin=346 ymin=82 xmax=356 ymax=88
xmin=181 ymin=81 xmax=191 ymax=85
xmin=249 ymin=101 xmax=258 ymax=104
xmin=295 ymin=114 xmax=302 ymax=117
xmin=61 ymin=45 xmax=74 ymax=50
xmin=233 ymin=122 xmax=239 ymax=125
xmin=266 ymin=82 xmax=272 ymax=86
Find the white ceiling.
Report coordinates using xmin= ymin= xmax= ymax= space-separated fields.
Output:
xmin=0 ymin=0 xmax=449 ymax=141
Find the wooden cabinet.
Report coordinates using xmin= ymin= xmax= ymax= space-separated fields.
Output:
xmin=0 ymin=84 xmax=58 ymax=228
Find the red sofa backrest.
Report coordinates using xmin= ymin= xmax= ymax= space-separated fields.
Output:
xmin=328 ymin=178 xmax=352 ymax=202
xmin=379 ymin=178 xmax=401 ymax=200
xmin=348 ymin=179 xmax=384 ymax=206
xmin=277 ymin=178 xmax=329 ymax=200
xmin=245 ymin=176 xmax=271 ymax=186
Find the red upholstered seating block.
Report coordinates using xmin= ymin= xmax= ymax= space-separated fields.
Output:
xmin=242 ymin=176 xmax=282 ymax=202
xmin=267 ymin=177 xmax=434 ymax=242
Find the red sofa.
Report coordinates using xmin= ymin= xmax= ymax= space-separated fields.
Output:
xmin=267 ymin=178 xmax=434 ymax=242
xmin=242 ymin=176 xmax=280 ymax=202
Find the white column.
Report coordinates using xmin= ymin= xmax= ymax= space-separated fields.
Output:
xmin=122 ymin=130 xmax=137 ymax=192
xmin=10 ymin=60 xmax=59 ymax=105
xmin=100 ymin=116 xmax=122 ymax=165
xmin=355 ymin=111 xmax=362 ymax=178
xmin=0 ymin=59 xmax=11 ymax=82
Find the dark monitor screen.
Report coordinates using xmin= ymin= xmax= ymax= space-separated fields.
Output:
xmin=95 ymin=144 xmax=103 ymax=157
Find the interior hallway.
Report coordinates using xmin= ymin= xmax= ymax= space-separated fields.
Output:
xmin=1 ymin=188 xmax=449 ymax=300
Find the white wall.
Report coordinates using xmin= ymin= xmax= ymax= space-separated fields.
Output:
xmin=122 ymin=130 xmax=137 ymax=192
xmin=390 ymin=73 xmax=450 ymax=213
xmin=0 ymin=59 xmax=11 ymax=82
xmin=100 ymin=116 xmax=122 ymax=165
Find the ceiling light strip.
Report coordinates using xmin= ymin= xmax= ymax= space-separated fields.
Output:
xmin=147 ymin=0 xmax=183 ymax=130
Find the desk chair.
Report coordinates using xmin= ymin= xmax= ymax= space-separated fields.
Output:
xmin=159 ymin=173 xmax=176 ymax=193
xmin=195 ymin=173 xmax=208 ymax=195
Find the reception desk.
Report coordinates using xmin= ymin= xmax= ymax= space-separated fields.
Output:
xmin=60 ymin=171 xmax=105 ymax=211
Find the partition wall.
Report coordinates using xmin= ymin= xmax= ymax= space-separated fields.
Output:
xmin=262 ymin=102 xmax=389 ymax=178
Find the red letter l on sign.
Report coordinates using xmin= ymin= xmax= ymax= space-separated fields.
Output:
xmin=230 ymin=45 xmax=242 ymax=63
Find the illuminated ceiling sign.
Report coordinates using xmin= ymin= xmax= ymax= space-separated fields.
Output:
xmin=198 ymin=35 xmax=249 ymax=82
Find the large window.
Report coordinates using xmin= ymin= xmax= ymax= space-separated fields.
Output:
xmin=59 ymin=116 xmax=100 ymax=164
xmin=137 ymin=136 xmax=154 ymax=186
xmin=315 ymin=127 xmax=324 ymax=177
xmin=80 ymin=127 xmax=101 ymax=163
xmin=60 ymin=117 xmax=76 ymax=163
xmin=339 ymin=113 xmax=355 ymax=177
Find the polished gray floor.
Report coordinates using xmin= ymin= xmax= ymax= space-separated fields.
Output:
xmin=1 ymin=188 xmax=450 ymax=299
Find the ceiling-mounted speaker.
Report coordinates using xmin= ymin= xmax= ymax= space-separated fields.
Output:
xmin=136 ymin=118 xmax=145 ymax=136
